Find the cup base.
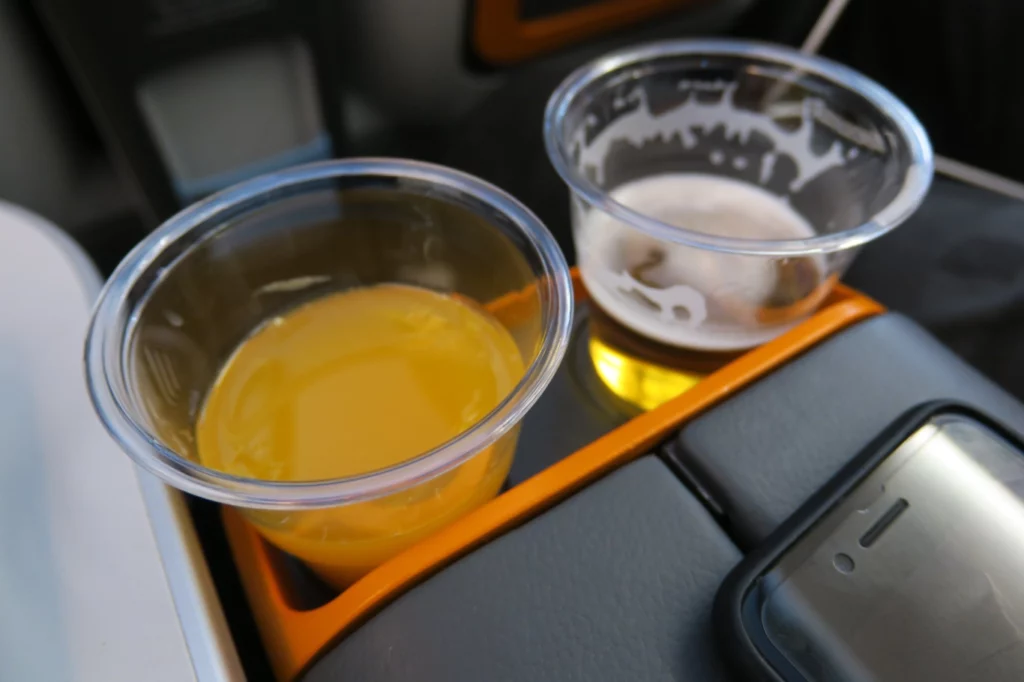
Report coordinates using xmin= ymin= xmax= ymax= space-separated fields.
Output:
xmin=585 ymin=303 xmax=744 ymax=411
xmin=242 ymin=433 xmax=517 ymax=592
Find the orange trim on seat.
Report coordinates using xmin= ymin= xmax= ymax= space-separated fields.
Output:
xmin=222 ymin=272 xmax=883 ymax=680
xmin=472 ymin=0 xmax=700 ymax=66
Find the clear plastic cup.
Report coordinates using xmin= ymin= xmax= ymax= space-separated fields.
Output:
xmin=85 ymin=159 xmax=573 ymax=589
xmin=545 ymin=39 xmax=933 ymax=353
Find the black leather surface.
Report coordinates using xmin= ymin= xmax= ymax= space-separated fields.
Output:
xmin=303 ymin=456 xmax=740 ymax=682
xmin=670 ymin=313 xmax=1024 ymax=550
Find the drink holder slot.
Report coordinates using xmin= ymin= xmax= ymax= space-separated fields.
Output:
xmin=220 ymin=268 xmax=882 ymax=680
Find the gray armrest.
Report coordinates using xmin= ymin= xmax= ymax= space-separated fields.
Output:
xmin=670 ymin=313 xmax=1024 ymax=549
xmin=304 ymin=456 xmax=740 ymax=682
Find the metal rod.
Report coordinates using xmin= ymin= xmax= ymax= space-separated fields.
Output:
xmin=933 ymin=156 xmax=1024 ymax=201
xmin=798 ymin=0 xmax=1024 ymax=201
xmin=800 ymin=0 xmax=854 ymax=53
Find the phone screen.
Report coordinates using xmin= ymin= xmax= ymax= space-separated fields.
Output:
xmin=756 ymin=414 xmax=1024 ymax=682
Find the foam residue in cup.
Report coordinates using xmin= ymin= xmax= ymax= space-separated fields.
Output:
xmin=574 ymin=83 xmax=848 ymax=192
xmin=577 ymin=173 xmax=823 ymax=351
xmin=568 ymin=79 xmax=855 ymax=350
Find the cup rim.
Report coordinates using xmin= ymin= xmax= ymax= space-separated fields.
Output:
xmin=85 ymin=158 xmax=574 ymax=510
xmin=543 ymin=38 xmax=934 ymax=257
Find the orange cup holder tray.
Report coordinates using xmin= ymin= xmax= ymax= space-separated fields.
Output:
xmin=213 ymin=270 xmax=882 ymax=680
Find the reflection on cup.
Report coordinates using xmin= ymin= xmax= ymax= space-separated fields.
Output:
xmin=545 ymin=40 xmax=933 ymax=410
xmin=85 ymin=160 xmax=573 ymax=589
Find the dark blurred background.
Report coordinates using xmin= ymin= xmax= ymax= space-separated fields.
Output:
xmin=3 ymin=0 xmax=1024 ymax=394
xmin=1 ymin=0 xmax=1019 ymax=264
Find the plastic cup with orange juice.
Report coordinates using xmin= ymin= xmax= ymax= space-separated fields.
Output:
xmin=85 ymin=159 xmax=573 ymax=589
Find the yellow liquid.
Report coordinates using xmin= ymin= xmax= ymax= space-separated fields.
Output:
xmin=588 ymin=335 xmax=703 ymax=412
xmin=196 ymin=284 xmax=525 ymax=588
xmin=584 ymin=304 xmax=740 ymax=412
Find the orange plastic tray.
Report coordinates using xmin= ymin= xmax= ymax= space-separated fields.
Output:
xmin=222 ymin=270 xmax=883 ymax=680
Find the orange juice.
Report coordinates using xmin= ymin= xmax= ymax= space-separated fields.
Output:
xmin=196 ymin=284 xmax=525 ymax=587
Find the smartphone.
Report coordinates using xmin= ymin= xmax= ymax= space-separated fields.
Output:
xmin=715 ymin=403 xmax=1024 ymax=682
